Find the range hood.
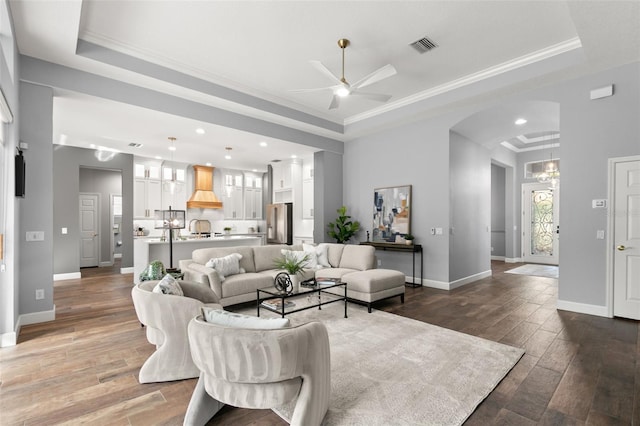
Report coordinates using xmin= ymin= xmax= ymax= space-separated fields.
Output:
xmin=187 ymin=165 xmax=223 ymax=209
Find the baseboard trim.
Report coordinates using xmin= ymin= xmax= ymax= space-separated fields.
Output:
xmin=505 ymin=257 xmax=522 ymax=263
xmin=121 ymin=267 xmax=134 ymax=274
xmin=114 ymin=253 xmax=122 ymax=259
xmin=420 ymin=270 xmax=492 ymax=291
xmin=99 ymin=261 xmax=114 ymax=267
xmin=19 ymin=305 xmax=56 ymax=326
xmin=449 ymin=270 xmax=492 ymax=290
xmin=557 ymin=300 xmax=610 ymax=318
xmin=491 ymin=256 xmax=505 ymax=261
xmin=0 ymin=330 xmax=17 ymax=347
xmin=54 ymin=272 xmax=81 ymax=281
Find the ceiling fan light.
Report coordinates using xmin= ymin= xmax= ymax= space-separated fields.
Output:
xmin=336 ymin=85 xmax=350 ymax=97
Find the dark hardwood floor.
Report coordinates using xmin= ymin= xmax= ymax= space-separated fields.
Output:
xmin=0 ymin=261 xmax=637 ymax=425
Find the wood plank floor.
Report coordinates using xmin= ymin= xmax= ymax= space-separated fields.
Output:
xmin=0 ymin=261 xmax=638 ymax=425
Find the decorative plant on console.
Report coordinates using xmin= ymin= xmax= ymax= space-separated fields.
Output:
xmin=327 ymin=205 xmax=361 ymax=243
xmin=403 ymin=233 xmax=415 ymax=245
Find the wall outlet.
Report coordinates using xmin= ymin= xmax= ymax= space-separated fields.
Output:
xmin=35 ymin=289 xmax=44 ymax=300
xmin=377 ymin=259 xmax=382 ymax=267
xmin=26 ymin=231 xmax=45 ymax=241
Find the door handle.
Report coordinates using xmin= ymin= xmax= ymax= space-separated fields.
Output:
xmin=617 ymin=245 xmax=626 ymax=251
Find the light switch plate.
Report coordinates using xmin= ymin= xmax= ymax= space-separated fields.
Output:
xmin=26 ymin=231 xmax=45 ymax=241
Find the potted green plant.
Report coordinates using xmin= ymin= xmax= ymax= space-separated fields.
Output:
xmin=223 ymin=226 xmax=232 ymax=235
xmin=403 ymin=233 xmax=415 ymax=245
xmin=273 ymin=252 xmax=310 ymax=291
xmin=327 ymin=205 xmax=360 ymax=243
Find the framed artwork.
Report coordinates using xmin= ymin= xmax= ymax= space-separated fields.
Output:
xmin=372 ymin=185 xmax=411 ymax=243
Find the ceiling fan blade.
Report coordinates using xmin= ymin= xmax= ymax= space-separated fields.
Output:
xmin=289 ymin=86 xmax=336 ymax=93
xmin=309 ymin=60 xmax=342 ymax=85
xmin=350 ymin=91 xmax=392 ymax=102
xmin=329 ymin=95 xmax=340 ymax=110
xmin=351 ymin=64 xmax=397 ymax=89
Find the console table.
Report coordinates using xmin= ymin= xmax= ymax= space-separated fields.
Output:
xmin=360 ymin=242 xmax=423 ymax=287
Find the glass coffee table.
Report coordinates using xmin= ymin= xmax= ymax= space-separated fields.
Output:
xmin=257 ymin=279 xmax=348 ymax=319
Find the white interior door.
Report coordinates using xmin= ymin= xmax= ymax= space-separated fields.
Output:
xmin=613 ymin=158 xmax=640 ymax=320
xmin=79 ymin=193 xmax=99 ymax=268
xmin=522 ymin=183 xmax=559 ymax=265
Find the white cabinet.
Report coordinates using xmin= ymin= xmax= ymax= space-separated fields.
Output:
xmin=134 ymin=159 xmax=163 ymax=218
xmin=161 ymin=163 xmax=187 ymax=211
xmin=244 ymin=172 xmax=263 ymax=220
xmin=222 ymin=170 xmax=244 ymax=219
xmin=272 ymin=161 xmax=292 ymax=190
xmin=302 ymin=162 xmax=314 ymax=181
xmin=302 ymin=179 xmax=314 ymax=219
xmin=134 ymin=178 xmax=162 ymax=218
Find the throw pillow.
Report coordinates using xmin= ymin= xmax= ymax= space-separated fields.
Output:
xmin=205 ymin=253 xmax=245 ymax=281
xmin=302 ymin=243 xmax=319 ymax=269
xmin=316 ymin=243 xmax=331 ymax=268
xmin=201 ymin=307 xmax=290 ymax=329
xmin=152 ymin=274 xmax=184 ymax=296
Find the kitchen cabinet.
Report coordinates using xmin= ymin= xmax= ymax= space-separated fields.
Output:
xmin=272 ymin=161 xmax=292 ymax=191
xmin=222 ymin=170 xmax=244 ymax=219
xmin=134 ymin=178 xmax=162 ymax=218
xmin=302 ymin=179 xmax=314 ymax=219
xmin=134 ymin=160 xmax=161 ymax=180
xmin=161 ymin=163 xmax=187 ymax=211
xmin=243 ymin=172 xmax=263 ymax=220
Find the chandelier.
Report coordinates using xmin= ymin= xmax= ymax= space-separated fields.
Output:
xmin=537 ymin=138 xmax=560 ymax=188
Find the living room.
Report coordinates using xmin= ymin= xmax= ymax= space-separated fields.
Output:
xmin=1 ymin=1 xmax=639 ymax=424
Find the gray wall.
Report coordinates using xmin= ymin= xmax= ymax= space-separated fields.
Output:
xmin=79 ymin=167 xmax=122 ymax=264
xmin=54 ymin=146 xmax=134 ymax=274
xmin=491 ymin=164 xmax=506 ymax=257
xmin=19 ymin=82 xmax=54 ymax=315
xmin=344 ymin=61 xmax=640 ymax=309
xmin=344 ymin=120 xmax=452 ymax=283
xmin=0 ymin=0 xmax=20 ymax=338
xmin=449 ymin=131 xmax=491 ymax=281
xmin=313 ymin=150 xmax=343 ymax=243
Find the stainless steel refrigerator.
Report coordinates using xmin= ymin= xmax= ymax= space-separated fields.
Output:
xmin=266 ymin=203 xmax=292 ymax=245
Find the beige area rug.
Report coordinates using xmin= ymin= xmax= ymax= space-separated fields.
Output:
xmin=238 ymin=302 xmax=524 ymax=425
xmin=506 ymin=264 xmax=559 ymax=279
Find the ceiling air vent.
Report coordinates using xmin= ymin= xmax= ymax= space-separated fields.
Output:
xmin=410 ymin=36 xmax=438 ymax=54
xmin=128 ymin=142 xmax=143 ymax=148
xmin=270 ymin=159 xmax=281 ymax=163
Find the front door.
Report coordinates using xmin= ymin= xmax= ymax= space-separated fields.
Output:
xmin=613 ymin=158 xmax=640 ymax=320
xmin=79 ymin=193 xmax=99 ymax=268
xmin=522 ymin=183 xmax=559 ymax=265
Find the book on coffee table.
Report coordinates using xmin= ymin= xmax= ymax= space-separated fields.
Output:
xmin=261 ymin=299 xmax=295 ymax=310
xmin=315 ymin=277 xmax=342 ymax=286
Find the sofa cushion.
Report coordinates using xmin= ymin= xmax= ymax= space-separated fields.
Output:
xmin=303 ymin=243 xmax=331 ymax=269
xmin=339 ymin=245 xmax=376 ymax=271
xmin=221 ymin=273 xmax=274 ymax=299
xmin=205 ymin=253 xmax=245 ymax=281
xmin=201 ymin=307 xmax=289 ymax=329
xmin=253 ymin=245 xmax=291 ymax=272
xmin=315 ymin=268 xmax=358 ymax=280
xmin=342 ymin=269 xmax=406 ymax=293
xmin=179 ymin=281 xmax=219 ymax=304
xmin=326 ymin=243 xmax=345 ymax=268
xmin=152 ymin=274 xmax=183 ymax=296
xmin=192 ymin=246 xmax=256 ymax=273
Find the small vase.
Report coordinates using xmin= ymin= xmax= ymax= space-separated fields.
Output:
xmin=290 ymin=274 xmax=300 ymax=293
xmin=405 ymin=240 xmax=413 ymax=245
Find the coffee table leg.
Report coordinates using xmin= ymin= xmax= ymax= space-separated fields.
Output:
xmin=256 ymin=290 xmax=260 ymax=317
xmin=344 ymin=285 xmax=348 ymax=318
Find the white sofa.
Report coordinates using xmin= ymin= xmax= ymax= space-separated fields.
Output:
xmin=179 ymin=243 xmax=405 ymax=311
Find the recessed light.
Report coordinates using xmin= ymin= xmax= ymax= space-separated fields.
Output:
xmin=196 ymin=128 xmax=205 ymax=135
xmin=291 ymin=154 xmax=297 ymax=159
xmin=206 ymin=162 xmax=212 ymax=166
xmin=155 ymin=156 xmax=162 ymax=160
xmin=515 ymin=118 xmax=527 ymax=125
xmin=259 ymin=141 xmax=268 ymax=147
xmin=225 ymin=155 xmax=232 ymax=160
xmin=168 ymin=146 xmax=176 ymax=151
xmin=89 ymin=144 xmax=96 ymax=149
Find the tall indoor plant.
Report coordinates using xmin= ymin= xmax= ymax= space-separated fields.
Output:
xmin=327 ymin=205 xmax=360 ymax=243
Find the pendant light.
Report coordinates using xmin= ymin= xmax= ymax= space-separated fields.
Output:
xmin=163 ymin=137 xmax=182 ymax=195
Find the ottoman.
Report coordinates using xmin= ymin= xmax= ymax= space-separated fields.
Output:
xmin=328 ymin=269 xmax=405 ymax=313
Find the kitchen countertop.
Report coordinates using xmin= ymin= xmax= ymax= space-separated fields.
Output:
xmin=143 ymin=235 xmax=261 ymax=244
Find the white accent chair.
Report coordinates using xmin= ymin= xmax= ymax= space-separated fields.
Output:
xmin=131 ymin=281 xmax=222 ymax=383
xmin=184 ymin=316 xmax=331 ymax=426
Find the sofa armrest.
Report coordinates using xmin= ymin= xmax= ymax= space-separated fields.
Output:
xmin=188 ymin=263 xmax=223 ymax=300
xmin=179 ymin=259 xmax=194 ymax=271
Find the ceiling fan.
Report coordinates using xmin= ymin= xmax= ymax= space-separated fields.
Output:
xmin=291 ymin=39 xmax=397 ymax=110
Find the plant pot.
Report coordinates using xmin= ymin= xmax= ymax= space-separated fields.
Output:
xmin=290 ymin=274 xmax=300 ymax=293
xmin=405 ymin=240 xmax=413 ymax=245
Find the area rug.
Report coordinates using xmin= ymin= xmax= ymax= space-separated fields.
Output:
xmin=506 ymin=264 xmax=559 ymax=279
xmin=238 ymin=302 xmax=524 ymax=425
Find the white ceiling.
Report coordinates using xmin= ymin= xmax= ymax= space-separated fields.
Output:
xmin=8 ymin=1 xmax=640 ymax=167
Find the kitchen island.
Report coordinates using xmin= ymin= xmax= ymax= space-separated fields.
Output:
xmin=133 ymin=235 xmax=262 ymax=284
